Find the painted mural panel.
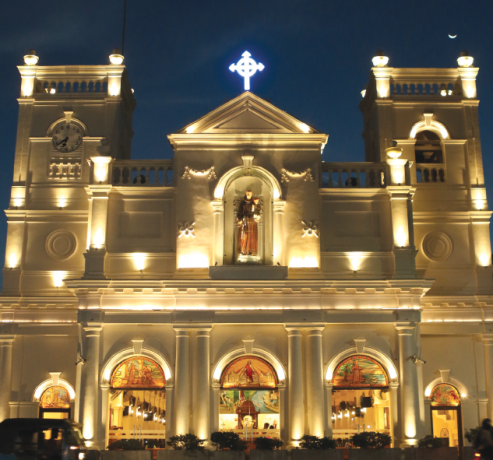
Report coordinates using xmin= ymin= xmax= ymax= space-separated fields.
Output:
xmin=221 ymin=356 xmax=278 ymax=388
xmin=40 ymin=386 xmax=71 ymax=409
xmin=430 ymin=384 xmax=460 ymax=406
xmin=220 ymin=389 xmax=280 ymax=414
xmin=111 ymin=356 xmax=166 ymax=389
xmin=333 ymin=355 xmax=389 ymax=388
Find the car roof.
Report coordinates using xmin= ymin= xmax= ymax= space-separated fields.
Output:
xmin=0 ymin=418 xmax=80 ymax=430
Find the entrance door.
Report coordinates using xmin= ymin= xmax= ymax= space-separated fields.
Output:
xmin=431 ymin=406 xmax=462 ymax=448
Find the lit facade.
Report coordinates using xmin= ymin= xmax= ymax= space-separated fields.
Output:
xmin=0 ymin=52 xmax=491 ymax=450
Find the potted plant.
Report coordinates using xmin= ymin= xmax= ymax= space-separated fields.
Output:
xmin=102 ymin=439 xmax=151 ymax=460
xmin=157 ymin=434 xmax=208 ymax=460
xmin=292 ymin=435 xmax=342 ymax=460
xmin=210 ymin=432 xmax=246 ymax=460
xmin=251 ymin=437 xmax=285 ymax=460
xmin=348 ymin=432 xmax=399 ymax=459
xmin=403 ymin=435 xmax=457 ymax=460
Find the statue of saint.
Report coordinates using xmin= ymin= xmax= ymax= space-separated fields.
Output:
xmin=237 ymin=190 xmax=261 ymax=257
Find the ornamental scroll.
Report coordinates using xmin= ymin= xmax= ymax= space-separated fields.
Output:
xmin=281 ymin=168 xmax=314 ymax=183
xmin=182 ymin=166 xmax=217 ymax=180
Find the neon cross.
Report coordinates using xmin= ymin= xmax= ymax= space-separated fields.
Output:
xmin=229 ymin=51 xmax=265 ymax=91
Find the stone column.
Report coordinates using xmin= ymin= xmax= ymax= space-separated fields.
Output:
xmin=483 ymin=334 xmax=493 ymax=419
xmin=273 ymin=200 xmax=286 ymax=265
xmin=396 ymin=322 xmax=420 ymax=446
xmin=81 ymin=325 xmax=103 ymax=448
xmin=306 ymin=327 xmax=325 ymax=437
xmin=389 ymin=383 xmax=400 ymax=447
xmin=193 ymin=328 xmax=211 ymax=440
xmin=0 ymin=335 xmax=15 ymax=421
xmin=211 ymin=200 xmax=224 ymax=266
xmin=286 ymin=327 xmax=304 ymax=446
xmin=174 ymin=328 xmax=190 ymax=435
xmin=325 ymin=383 xmax=334 ymax=437
xmin=278 ymin=385 xmax=287 ymax=441
xmin=165 ymin=383 xmax=174 ymax=441
xmin=99 ymin=384 xmax=110 ymax=449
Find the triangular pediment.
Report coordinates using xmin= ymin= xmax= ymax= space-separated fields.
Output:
xmin=176 ymin=92 xmax=319 ymax=135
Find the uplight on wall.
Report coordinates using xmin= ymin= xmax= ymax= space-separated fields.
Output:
xmin=58 ymin=198 xmax=67 ymax=209
xmin=133 ymin=253 xmax=146 ymax=272
xmin=53 ymin=271 xmax=65 ymax=288
xmin=186 ymin=125 xmax=196 ymax=134
xmin=288 ymin=257 xmax=318 ymax=268
xmin=8 ymin=254 xmax=18 ymax=269
xmin=178 ymin=253 xmax=209 ymax=269
xmin=93 ymin=230 xmax=104 ymax=250
xmin=348 ymin=252 xmax=365 ymax=272
xmin=479 ymin=253 xmax=490 ymax=267
xmin=395 ymin=227 xmax=407 ymax=248
xmin=299 ymin=123 xmax=310 ymax=133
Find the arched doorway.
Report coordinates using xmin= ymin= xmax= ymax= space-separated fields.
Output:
xmin=331 ymin=355 xmax=391 ymax=442
xmin=429 ymin=383 xmax=463 ymax=449
xmin=219 ymin=356 xmax=280 ymax=439
xmin=107 ymin=356 xmax=167 ymax=449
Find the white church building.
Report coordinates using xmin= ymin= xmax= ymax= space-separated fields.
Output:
xmin=0 ymin=49 xmax=491 ymax=450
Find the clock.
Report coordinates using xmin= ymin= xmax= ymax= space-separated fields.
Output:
xmin=52 ymin=123 xmax=82 ymax=153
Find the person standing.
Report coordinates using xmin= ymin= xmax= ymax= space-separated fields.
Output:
xmin=475 ymin=418 xmax=493 ymax=459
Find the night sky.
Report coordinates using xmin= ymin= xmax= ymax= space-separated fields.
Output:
xmin=0 ymin=0 xmax=491 ymax=287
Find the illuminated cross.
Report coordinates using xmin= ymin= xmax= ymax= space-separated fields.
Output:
xmin=229 ymin=51 xmax=265 ymax=91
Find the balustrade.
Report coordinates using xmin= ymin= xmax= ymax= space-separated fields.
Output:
xmin=36 ymin=78 xmax=108 ymax=94
xmin=112 ymin=160 xmax=174 ymax=186
xmin=48 ymin=161 xmax=82 ymax=180
xmin=390 ymin=80 xmax=461 ymax=97
xmin=321 ymin=162 xmax=388 ymax=188
xmin=416 ymin=164 xmax=446 ymax=183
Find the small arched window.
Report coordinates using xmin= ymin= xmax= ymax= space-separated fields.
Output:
xmin=415 ymin=130 xmax=443 ymax=164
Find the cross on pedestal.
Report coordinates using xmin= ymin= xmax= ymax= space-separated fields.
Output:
xmin=229 ymin=51 xmax=265 ymax=91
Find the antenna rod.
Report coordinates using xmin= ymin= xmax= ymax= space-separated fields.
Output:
xmin=121 ymin=0 xmax=127 ymax=55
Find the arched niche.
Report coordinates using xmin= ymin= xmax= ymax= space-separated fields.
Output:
xmin=211 ymin=157 xmax=285 ymax=266
xmin=33 ymin=378 xmax=76 ymax=402
xmin=424 ymin=377 xmax=468 ymax=400
xmin=409 ymin=114 xmax=449 ymax=140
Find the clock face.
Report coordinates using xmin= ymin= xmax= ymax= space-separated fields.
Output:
xmin=52 ymin=124 xmax=82 ymax=153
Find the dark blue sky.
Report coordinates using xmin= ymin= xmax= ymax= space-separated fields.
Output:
xmin=0 ymin=0 xmax=491 ymax=287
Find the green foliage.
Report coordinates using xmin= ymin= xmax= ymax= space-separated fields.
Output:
xmin=167 ymin=434 xmax=206 ymax=451
xmin=254 ymin=437 xmax=283 ymax=450
xmin=418 ymin=435 xmax=448 ymax=448
xmin=210 ymin=431 xmax=248 ymax=451
xmin=107 ymin=439 xmax=144 ymax=450
xmin=465 ymin=427 xmax=481 ymax=444
xmin=350 ymin=432 xmax=391 ymax=449
xmin=298 ymin=435 xmax=337 ymax=450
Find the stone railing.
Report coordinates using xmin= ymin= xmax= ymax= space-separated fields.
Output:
xmin=389 ymin=69 xmax=462 ymax=98
xmin=48 ymin=161 xmax=82 ymax=180
xmin=36 ymin=77 xmax=108 ymax=94
xmin=112 ymin=160 xmax=174 ymax=186
xmin=321 ymin=162 xmax=389 ymax=188
xmin=416 ymin=164 xmax=446 ymax=183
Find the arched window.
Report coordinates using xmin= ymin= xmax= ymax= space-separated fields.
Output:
xmin=39 ymin=386 xmax=73 ymax=419
xmin=110 ymin=356 xmax=166 ymax=389
xmin=429 ymin=383 xmax=460 ymax=407
xmin=219 ymin=356 xmax=280 ymax=435
xmin=333 ymin=355 xmax=389 ymax=388
xmin=415 ymin=130 xmax=443 ymax=164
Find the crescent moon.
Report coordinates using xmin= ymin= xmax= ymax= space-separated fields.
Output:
xmin=448 ymin=34 xmax=457 ymax=39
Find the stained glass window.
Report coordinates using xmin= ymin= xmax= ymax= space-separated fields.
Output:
xmin=110 ymin=356 xmax=166 ymax=389
xmin=333 ymin=355 xmax=389 ymax=388
xmin=430 ymin=384 xmax=460 ymax=406
xmin=40 ymin=386 xmax=71 ymax=409
xmin=221 ymin=356 xmax=278 ymax=389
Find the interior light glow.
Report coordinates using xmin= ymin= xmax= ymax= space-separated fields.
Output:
xmin=133 ymin=253 xmax=146 ymax=271
xmin=229 ymin=51 xmax=265 ymax=91
xmin=8 ymin=254 xmax=18 ymax=269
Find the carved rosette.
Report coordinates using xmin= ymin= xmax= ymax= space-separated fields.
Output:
xmin=301 ymin=221 xmax=319 ymax=238
xmin=45 ymin=230 xmax=77 ymax=260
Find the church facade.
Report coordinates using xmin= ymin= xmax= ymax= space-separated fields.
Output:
xmin=0 ymin=50 xmax=491 ymax=450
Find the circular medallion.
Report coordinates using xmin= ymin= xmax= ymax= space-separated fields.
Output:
xmin=422 ymin=232 xmax=453 ymax=261
xmin=45 ymin=230 xmax=77 ymax=260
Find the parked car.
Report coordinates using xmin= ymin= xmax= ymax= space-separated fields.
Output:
xmin=0 ymin=418 xmax=87 ymax=460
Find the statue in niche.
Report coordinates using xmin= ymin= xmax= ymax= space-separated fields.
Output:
xmin=237 ymin=189 xmax=261 ymax=256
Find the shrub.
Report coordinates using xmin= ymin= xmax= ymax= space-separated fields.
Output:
xmin=465 ymin=427 xmax=481 ymax=445
xmin=299 ymin=435 xmax=336 ymax=450
xmin=167 ymin=434 xmax=206 ymax=451
xmin=254 ymin=437 xmax=283 ymax=450
xmin=350 ymin=432 xmax=391 ymax=449
xmin=417 ymin=435 xmax=448 ymax=448
xmin=107 ymin=439 xmax=144 ymax=450
xmin=210 ymin=431 xmax=248 ymax=451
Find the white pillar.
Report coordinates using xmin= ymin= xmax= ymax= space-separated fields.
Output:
xmin=483 ymin=334 xmax=493 ymax=419
xmin=279 ymin=385 xmax=287 ymax=441
xmin=174 ymin=328 xmax=190 ymax=435
xmin=0 ymin=335 xmax=15 ymax=421
xmin=396 ymin=322 xmax=420 ymax=446
xmin=211 ymin=200 xmax=224 ymax=266
xmin=286 ymin=327 xmax=304 ymax=446
xmin=389 ymin=383 xmax=400 ymax=447
xmin=81 ymin=325 xmax=102 ymax=448
xmin=306 ymin=328 xmax=325 ymax=437
xmin=193 ymin=328 xmax=211 ymax=440
xmin=211 ymin=383 xmax=220 ymax=434
xmin=325 ymin=383 xmax=333 ymax=437
xmin=273 ymin=200 xmax=286 ymax=265
xmin=165 ymin=383 xmax=174 ymax=441
xmin=99 ymin=384 xmax=110 ymax=449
